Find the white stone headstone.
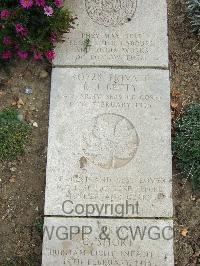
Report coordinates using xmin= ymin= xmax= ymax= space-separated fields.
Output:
xmin=42 ymin=217 xmax=174 ymax=266
xmin=44 ymin=68 xmax=172 ymax=217
xmin=54 ymin=0 xmax=168 ymax=67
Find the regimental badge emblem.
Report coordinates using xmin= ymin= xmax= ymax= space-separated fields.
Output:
xmin=85 ymin=0 xmax=137 ymax=27
xmin=82 ymin=113 xmax=139 ymax=169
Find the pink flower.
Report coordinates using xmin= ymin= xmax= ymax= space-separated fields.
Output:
xmin=15 ymin=43 xmax=20 ymax=50
xmin=15 ymin=23 xmax=25 ymax=33
xmin=17 ymin=50 xmax=28 ymax=59
xmin=33 ymin=51 xmax=42 ymax=60
xmin=54 ymin=0 xmax=63 ymax=7
xmin=20 ymin=0 xmax=33 ymax=8
xmin=50 ymin=33 xmax=57 ymax=43
xmin=3 ymin=36 xmax=12 ymax=45
xmin=2 ymin=51 xmax=12 ymax=60
xmin=35 ymin=0 xmax=45 ymax=7
xmin=45 ymin=49 xmax=55 ymax=60
xmin=15 ymin=23 xmax=28 ymax=37
xmin=1 ymin=10 xmax=10 ymax=19
xmin=44 ymin=6 xmax=53 ymax=16
xmin=20 ymin=29 xmax=28 ymax=37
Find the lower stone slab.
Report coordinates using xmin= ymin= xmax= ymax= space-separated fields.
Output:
xmin=42 ymin=217 xmax=174 ymax=266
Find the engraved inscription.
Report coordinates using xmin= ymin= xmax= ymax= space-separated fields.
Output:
xmin=42 ymin=219 xmax=174 ymax=265
xmin=85 ymin=0 xmax=137 ymax=27
xmin=44 ymin=69 xmax=172 ymax=218
xmin=82 ymin=113 xmax=139 ymax=169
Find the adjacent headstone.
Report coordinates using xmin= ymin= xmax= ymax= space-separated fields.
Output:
xmin=44 ymin=68 xmax=172 ymax=217
xmin=54 ymin=0 xmax=168 ymax=67
xmin=42 ymin=217 xmax=174 ymax=266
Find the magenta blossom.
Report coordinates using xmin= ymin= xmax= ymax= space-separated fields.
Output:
xmin=2 ymin=51 xmax=12 ymax=60
xmin=1 ymin=10 xmax=10 ymax=19
xmin=44 ymin=6 xmax=53 ymax=16
xmin=33 ymin=51 xmax=42 ymax=60
xmin=15 ymin=23 xmax=28 ymax=37
xmin=3 ymin=36 xmax=12 ymax=45
xmin=50 ymin=33 xmax=57 ymax=43
xmin=35 ymin=0 xmax=45 ymax=6
xmin=45 ymin=49 xmax=55 ymax=60
xmin=54 ymin=0 xmax=63 ymax=7
xmin=15 ymin=23 xmax=25 ymax=33
xmin=20 ymin=28 xmax=28 ymax=37
xmin=17 ymin=50 xmax=28 ymax=59
xmin=20 ymin=0 xmax=33 ymax=8
xmin=15 ymin=43 xmax=20 ymax=50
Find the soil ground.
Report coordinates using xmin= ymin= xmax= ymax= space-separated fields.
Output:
xmin=0 ymin=0 xmax=199 ymax=265
xmin=0 ymin=61 xmax=50 ymax=265
xmin=168 ymin=0 xmax=200 ymax=265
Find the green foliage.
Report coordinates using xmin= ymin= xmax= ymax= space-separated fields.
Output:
xmin=0 ymin=1 xmax=76 ymax=60
xmin=186 ymin=0 xmax=200 ymax=35
xmin=173 ymin=104 xmax=200 ymax=190
xmin=34 ymin=217 xmax=44 ymax=236
xmin=83 ymin=38 xmax=91 ymax=53
xmin=0 ymin=108 xmax=32 ymax=161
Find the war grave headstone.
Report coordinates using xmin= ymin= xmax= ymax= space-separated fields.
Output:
xmin=42 ymin=218 xmax=174 ymax=266
xmin=54 ymin=0 xmax=168 ymax=67
xmin=42 ymin=0 xmax=174 ymax=265
xmin=44 ymin=68 xmax=173 ymax=218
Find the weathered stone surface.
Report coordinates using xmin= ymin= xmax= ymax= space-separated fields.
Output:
xmin=54 ymin=0 xmax=168 ymax=67
xmin=42 ymin=217 xmax=174 ymax=265
xmin=44 ymin=68 xmax=172 ymax=217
